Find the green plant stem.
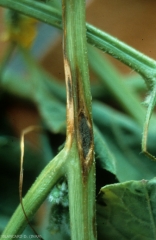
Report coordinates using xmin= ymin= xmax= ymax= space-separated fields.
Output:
xmin=142 ymin=84 xmax=156 ymax=160
xmin=86 ymin=24 xmax=156 ymax=86
xmin=62 ymin=0 xmax=96 ymax=239
xmin=1 ymin=0 xmax=156 ymax=84
xmin=0 ymin=149 xmax=67 ymax=239
xmin=65 ymin=144 xmax=96 ymax=240
xmin=0 ymin=0 xmax=62 ymax=29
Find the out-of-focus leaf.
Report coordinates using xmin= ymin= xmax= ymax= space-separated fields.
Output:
xmin=20 ymin=48 xmax=67 ymax=133
xmin=0 ymin=136 xmax=45 ymax=171
xmin=97 ymin=178 xmax=156 ymax=240
xmin=1 ymin=52 xmax=67 ymax=133
xmin=88 ymin=46 xmax=146 ymax=126
xmin=93 ymin=101 xmax=156 ymax=182
xmin=0 ymin=216 xmax=9 ymax=234
xmin=105 ymin=135 xmax=156 ymax=182
xmin=36 ymin=87 xmax=66 ymax=133
xmin=92 ymin=101 xmax=142 ymax=137
xmin=94 ymin=126 xmax=116 ymax=175
xmin=125 ymin=74 xmax=146 ymax=93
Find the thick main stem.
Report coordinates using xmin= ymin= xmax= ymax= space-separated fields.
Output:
xmin=62 ymin=0 xmax=96 ymax=239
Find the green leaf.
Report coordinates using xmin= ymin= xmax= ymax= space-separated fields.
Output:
xmin=94 ymin=126 xmax=116 ymax=175
xmin=93 ymin=101 xmax=156 ymax=181
xmin=97 ymin=178 xmax=156 ymax=240
xmin=36 ymin=89 xmax=66 ymax=133
xmin=88 ymin=46 xmax=145 ymax=126
xmin=19 ymin=49 xmax=67 ymax=134
xmin=2 ymin=68 xmax=66 ymax=134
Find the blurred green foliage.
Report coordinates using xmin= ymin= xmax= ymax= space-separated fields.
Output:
xmin=0 ymin=2 xmax=156 ymax=239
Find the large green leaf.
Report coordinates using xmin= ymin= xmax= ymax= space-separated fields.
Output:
xmin=97 ymin=178 xmax=156 ymax=240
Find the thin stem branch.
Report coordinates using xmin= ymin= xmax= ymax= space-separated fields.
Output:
xmin=0 ymin=0 xmax=62 ymax=29
xmin=86 ymin=24 xmax=156 ymax=85
xmin=142 ymin=85 xmax=156 ymax=160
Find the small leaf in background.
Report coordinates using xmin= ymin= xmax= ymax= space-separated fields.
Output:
xmin=97 ymin=178 xmax=156 ymax=240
